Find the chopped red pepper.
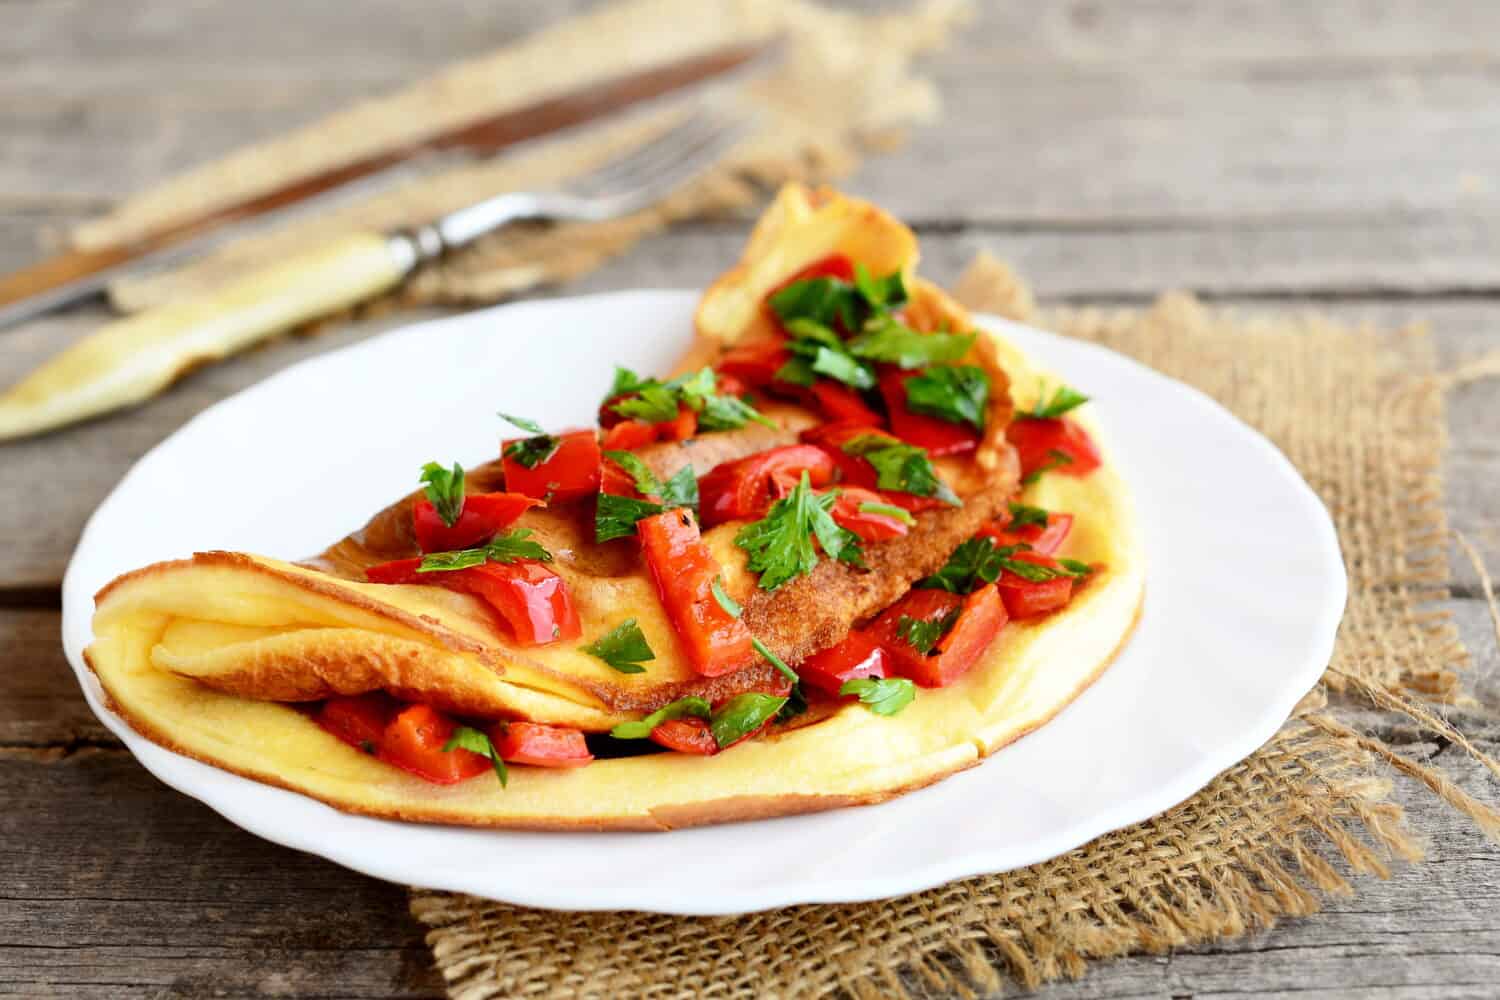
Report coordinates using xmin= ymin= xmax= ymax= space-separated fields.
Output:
xmin=995 ymin=551 xmax=1076 ymax=619
xmin=801 ymin=423 xmax=951 ymax=514
xmin=828 ymin=486 xmax=911 ymax=543
xmin=316 ymin=692 xmax=398 ymax=750
xmin=365 ymin=558 xmax=581 ymax=646
xmin=876 ymin=585 xmax=1008 ymax=688
xmin=879 ymin=368 xmax=980 ymax=457
xmin=716 ymin=337 xmax=791 ymax=389
xmin=637 ymin=509 xmax=756 ymax=677
xmin=697 ymin=444 xmax=837 ymax=527
xmin=502 ymin=428 xmax=602 ymax=503
xmin=600 ymin=420 xmax=658 ymax=451
xmin=808 ymin=380 xmax=882 ymax=426
xmin=649 ymin=717 xmax=719 ymax=756
xmin=798 ymin=629 xmax=889 ymax=696
xmin=412 ymin=492 xmax=541 ymax=554
xmin=1006 ymin=418 xmax=1101 ymax=479
xmin=768 ymin=254 xmax=856 ymax=298
xmin=491 ymin=721 xmax=593 ymax=768
xmin=380 ymin=704 xmax=492 ymax=785
xmin=977 ymin=511 xmax=1074 ymax=556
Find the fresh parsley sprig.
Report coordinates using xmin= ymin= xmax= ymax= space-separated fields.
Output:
xmin=919 ymin=536 xmax=1093 ymax=593
xmin=1018 ymin=382 xmax=1089 ymax=421
xmin=858 ymin=500 xmax=916 ymax=525
xmin=419 ymin=461 xmax=465 ymax=527
xmin=443 ymin=726 xmax=508 ymax=787
xmin=609 ymin=696 xmax=712 ymax=740
xmin=594 ymin=465 xmax=698 ymax=543
xmin=603 ymin=451 xmax=699 ymax=510
xmin=499 ymin=412 xmax=561 ymax=469
xmin=845 ymin=317 xmax=975 ymax=369
xmin=839 ymin=676 xmax=916 ymax=716
xmin=416 ymin=528 xmax=553 ymax=573
xmin=608 ymin=691 xmax=787 ymax=750
xmin=904 ymin=364 xmax=990 ymax=430
xmin=840 ymin=435 xmax=960 ymax=506
xmin=897 ymin=609 xmax=960 ymax=654
xmin=605 ymin=366 xmax=774 ymax=432
xmin=734 ymin=472 xmax=864 ymax=591
xmin=580 ymin=618 xmax=655 ymax=674
xmin=1006 ymin=501 xmax=1051 ymax=529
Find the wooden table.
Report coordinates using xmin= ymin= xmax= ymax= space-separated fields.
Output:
xmin=3 ymin=3 xmax=1498 ymax=997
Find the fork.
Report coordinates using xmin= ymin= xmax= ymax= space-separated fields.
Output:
xmin=0 ymin=107 xmax=753 ymax=440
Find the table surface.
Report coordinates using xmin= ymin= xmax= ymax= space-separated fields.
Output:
xmin=3 ymin=2 xmax=1499 ymax=997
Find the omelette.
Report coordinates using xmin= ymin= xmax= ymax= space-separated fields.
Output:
xmin=86 ymin=185 xmax=1145 ymax=830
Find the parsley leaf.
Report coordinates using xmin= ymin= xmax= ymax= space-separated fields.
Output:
xmin=711 ymin=576 xmax=742 ymax=618
xmin=1020 ymin=382 xmax=1090 ymax=420
xmin=417 ymin=528 xmax=553 ymax=572
xmin=918 ymin=537 xmax=1022 ymax=594
xmin=897 ymin=609 xmax=959 ymax=654
xmin=1059 ymin=558 xmax=1095 ymax=576
xmin=1021 ymin=448 xmax=1075 ymax=485
xmin=595 ymin=492 xmax=666 ymax=543
xmin=498 ymin=413 xmax=561 ymax=469
xmin=443 ymin=725 xmax=508 ymax=787
xmin=839 ymin=676 xmax=916 ymax=716
xmin=608 ymin=368 xmax=773 ymax=431
xmin=659 ymin=466 xmax=700 ymax=512
xmin=1007 ymin=501 xmax=1051 ymax=529
xmin=904 ymin=364 xmax=990 ymax=429
xmin=846 ymin=317 xmax=974 ymax=369
xmin=782 ymin=319 xmax=876 ymax=391
xmin=857 ymin=500 xmax=917 ymax=525
xmin=419 ymin=462 xmax=466 ymax=528
xmin=995 ymin=554 xmax=1093 ymax=583
xmin=752 ymin=636 xmax=798 ymax=683
xmin=841 ymin=435 xmax=960 ymax=506
xmin=853 ymin=262 xmax=908 ymax=310
xmin=609 ymin=696 xmax=712 ymax=739
xmin=611 ymin=383 xmax=680 ymax=423
xmin=709 ymin=692 xmax=787 ymax=749
xmin=768 ymin=276 xmax=862 ymax=330
xmin=776 ymin=682 xmax=809 ymax=723
xmin=735 ymin=472 xmax=864 ymax=591
xmin=497 ymin=412 xmax=546 ymax=435
xmin=580 ymin=618 xmax=655 ymax=674
xmin=602 ymin=452 xmax=698 ymax=512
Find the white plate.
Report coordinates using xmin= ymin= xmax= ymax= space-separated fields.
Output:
xmin=61 ymin=291 xmax=1344 ymax=915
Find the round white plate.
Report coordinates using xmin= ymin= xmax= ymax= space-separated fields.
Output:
xmin=61 ymin=291 xmax=1344 ymax=915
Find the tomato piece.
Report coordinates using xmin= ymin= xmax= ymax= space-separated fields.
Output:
xmin=716 ymin=337 xmax=790 ymax=389
xmin=801 ymin=422 xmax=884 ymax=489
xmin=798 ymin=629 xmax=889 ymax=696
xmin=649 ymin=717 xmax=719 ymax=756
xmin=600 ymin=420 xmax=658 ymax=451
xmin=637 ymin=510 xmax=756 ymax=677
xmin=1006 ymin=418 xmax=1102 ymax=479
xmin=380 ymin=704 xmax=491 ymax=785
xmin=659 ymin=406 xmax=698 ymax=442
xmin=491 ymin=721 xmax=593 ymax=768
xmin=996 ymin=551 xmax=1075 ymax=618
xmin=316 ymin=692 xmax=398 ymax=750
xmin=879 ymin=369 xmax=980 ymax=457
xmin=365 ymin=558 xmax=581 ymax=646
xmin=977 ymin=511 xmax=1074 ymax=556
xmin=412 ymin=492 xmax=541 ymax=554
xmin=697 ymin=444 xmax=837 ymax=527
xmin=875 ymin=585 xmax=1007 ymax=688
xmin=828 ymin=486 xmax=911 ymax=543
xmin=809 ymin=380 xmax=882 ymax=426
xmin=502 ymin=429 xmax=602 ymax=503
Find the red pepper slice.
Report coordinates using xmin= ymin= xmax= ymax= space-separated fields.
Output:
xmin=491 ymin=721 xmax=593 ymax=768
xmin=995 ymin=551 xmax=1076 ymax=619
xmin=1006 ymin=418 xmax=1102 ymax=479
xmin=502 ymin=428 xmax=602 ymax=503
xmin=808 ymin=380 xmax=883 ymax=426
xmin=316 ymin=692 xmax=398 ymax=750
xmin=659 ymin=406 xmax=698 ymax=442
xmin=600 ymin=420 xmax=658 ymax=451
xmin=380 ymin=704 xmax=492 ymax=785
xmin=716 ymin=337 xmax=791 ymax=389
xmin=876 ymin=585 xmax=1008 ymax=688
xmin=412 ymin=492 xmax=541 ymax=554
xmin=798 ymin=629 xmax=889 ymax=696
xmin=801 ymin=423 xmax=953 ymax=514
xmin=697 ymin=444 xmax=837 ymax=527
xmin=637 ymin=509 xmax=756 ymax=677
xmin=977 ymin=511 xmax=1074 ymax=556
xmin=649 ymin=717 xmax=719 ymax=756
xmin=365 ymin=558 xmax=581 ymax=646
xmin=828 ymin=486 xmax=911 ymax=543
xmin=878 ymin=368 xmax=979 ymax=457
xmin=769 ymin=254 xmax=856 ymax=297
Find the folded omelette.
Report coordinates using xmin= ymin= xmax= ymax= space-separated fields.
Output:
xmin=86 ymin=185 xmax=1145 ymax=830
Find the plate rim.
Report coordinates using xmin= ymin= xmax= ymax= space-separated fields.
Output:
xmin=60 ymin=289 xmax=1345 ymax=914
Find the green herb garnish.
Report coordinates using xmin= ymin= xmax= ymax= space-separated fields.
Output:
xmin=499 ymin=413 xmax=561 ymax=469
xmin=752 ymin=636 xmax=798 ymax=683
xmin=1019 ymin=382 xmax=1089 ymax=420
xmin=841 ymin=435 xmax=960 ymax=506
xmin=612 ymin=384 xmax=681 ymax=423
xmin=897 ymin=609 xmax=959 ymax=654
xmin=580 ymin=618 xmax=655 ymax=674
xmin=595 ymin=492 xmax=668 ymax=543
xmin=839 ymin=676 xmax=916 ymax=716
xmin=735 ymin=472 xmax=864 ymax=591
xmin=918 ymin=537 xmax=1021 ymax=594
xmin=603 ymin=452 xmax=699 ymax=512
xmin=606 ymin=367 xmax=773 ymax=431
xmin=857 ymin=500 xmax=917 ymax=525
xmin=609 ymin=696 xmax=712 ymax=740
xmin=1006 ymin=502 xmax=1051 ymax=529
xmin=416 ymin=528 xmax=552 ymax=572
xmin=904 ymin=364 xmax=990 ymax=429
xmin=709 ymin=692 xmax=787 ymax=749
xmin=711 ymin=576 xmax=742 ymax=618
xmin=1021 ymin=449 xmax=1075 ymax=486
xmin=419 ymin=461 xmax=465 ymax=528
xmin=846 ymin=317 xmax=974 ymax=369
xmin=443 ymin=725 xmax=508 ymax=787
xmin=782 ymin=318 xmax=876 ymax=391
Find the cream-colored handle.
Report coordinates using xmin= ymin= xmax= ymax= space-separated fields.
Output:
xmin=0 ymin=232 xmax=411 ymax=441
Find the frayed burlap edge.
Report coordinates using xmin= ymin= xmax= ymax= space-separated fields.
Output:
xmin=410 ymin=255 xmax=1500 ymax=1000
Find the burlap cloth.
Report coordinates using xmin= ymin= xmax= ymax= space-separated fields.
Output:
xmin=62 ymin=1 xmax=1500 ymax=995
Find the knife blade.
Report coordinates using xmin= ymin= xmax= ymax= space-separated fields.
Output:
xmin=0 ymin=40 xmax=769 ymax=330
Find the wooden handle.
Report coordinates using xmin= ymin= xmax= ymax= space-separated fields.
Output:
xmin=0 ymin=232 xmax=410 ymax=441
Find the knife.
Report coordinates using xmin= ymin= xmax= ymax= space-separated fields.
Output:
xmin=0 ymin=41 xmax=768 ymax=331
